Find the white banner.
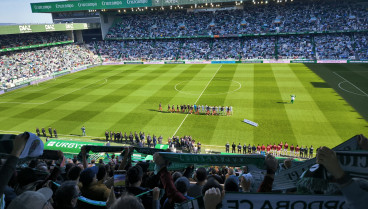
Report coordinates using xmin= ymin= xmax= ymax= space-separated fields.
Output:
xmin=222 ymin=193 xmax=349 ymax=209
xmin=243 ymin=119 xmax=258 ymax=127
xmin=273 ymin=135 xmax=361 ymax=191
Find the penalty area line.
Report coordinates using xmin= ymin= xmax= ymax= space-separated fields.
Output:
xmin=172 ymin=64 xmax=223 ymax=137
xmin=333 ymin=72 xmax=368 ymax=97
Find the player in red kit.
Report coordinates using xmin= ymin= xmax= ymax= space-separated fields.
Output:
xmin=277 ymin=145 xmax=281 ymax=156
xmin=261 ymin=144 xmax=266 ymax=155
xmin=295 ymin=145 xmax=300 ymax=158
xmin=272 ymin=144 xmax=277 ymax=155
xmin=266 ymin=144 xmax=271 ymax=154
xmin=290 ymin=144 xmax=294 ymax=157
xmin=284 ymin=142 xmax=288 ymax=156
xmin=256 ymin=144 xmax=261 ymax=154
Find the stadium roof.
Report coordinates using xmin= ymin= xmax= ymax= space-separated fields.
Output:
xmin=31 ymin=0 xmax=241 ymax=13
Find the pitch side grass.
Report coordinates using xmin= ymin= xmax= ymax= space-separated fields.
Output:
xmin=0 ymin=64 xmax=367 ymax=151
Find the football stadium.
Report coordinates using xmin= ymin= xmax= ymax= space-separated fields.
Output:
xmin=0 ymin=0 xmax=367 ymax=208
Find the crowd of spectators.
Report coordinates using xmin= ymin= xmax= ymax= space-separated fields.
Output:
xmin=314 ymin=34 xmax=355 ymax=60
xmin=278 ymin=35 xmax=314 ymax=59
xmin=179 ymin=39 xmax=210 ymax=60
xmin=353 ymin=33 xmax=368 ymax=60
xmin=96 ymin=33 xmax=368 ymax=61
xmin=94 ymin=40 xmax=180 ymax=61
xmin=106 ymin=1 xmax=368 ymax=39
xmin=0 ymin=32 xmax=70 ymax=49
xmin=0 ymin=44 xmax=100 ymax=89
xmin=0 ymin=133 xmax=367 ymax=209
xmin=241 ymin=37 xmax=275 ymax=59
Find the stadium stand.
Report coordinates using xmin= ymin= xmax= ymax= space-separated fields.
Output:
xmin=0 ymin=32 xmax=70 ymax=49
xmin=0 ymin=133 xmax=367 ymax=209
xmin=95 ymin=33 xmax=368 ymax=61
xmin=0 ymin=44 xmax=100 ymax=89
xmin=106 ymin=1 xmax=368 ymax=38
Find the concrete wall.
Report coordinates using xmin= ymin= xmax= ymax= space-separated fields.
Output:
xmin=99 ymin=13 xmax=116 ymax=40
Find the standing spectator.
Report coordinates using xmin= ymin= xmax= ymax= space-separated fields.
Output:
xmin=309 ymin=145 xmax=314 ymax=158
xmin=126 ymin=165 xmax=153 ymax=209
xmin=304 ymin=146 xmax=308 ymax=158
xmin=42 ymin=128 xmax=46 ymax=137
xmin=79 ymin=166 xmax=110 ymax=201
xmin=153 ymin=135 xmax=157 ymax=148
xmin=105 ymin=131 xmax=109 ymax=141
xmin=81 ymin=126 xmax=86 ymax=136
xmin=188 ymin=167 xmax=207 ymax=198
xmin=7 ymin=188 xmax=54 ymax=209
xmin=36 ymin=127 xmax=40 ymax=136
xmin=53 ymin=129 xmax=58 ymax=138
xmin=197 ymin=141 xmax=201 ymax=154
xmin=53 ymin=181 xmax=81 ymax=209
xmin=48 ymin=127 xmax=53 ymax=138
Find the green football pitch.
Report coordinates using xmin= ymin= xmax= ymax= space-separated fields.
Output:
xmin=0 ymin=64 xmax=367 ymax=151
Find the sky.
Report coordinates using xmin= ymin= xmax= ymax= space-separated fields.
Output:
xmin=0 ymin=0 xmax=62 ymax=24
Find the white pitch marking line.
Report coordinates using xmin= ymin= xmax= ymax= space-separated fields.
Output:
xmin=172 ymin=65 xmax=223 ymax=137
xmin=338 ymin=81 xmax=368 ymax=97
xmin=333 ymin=72 xmax=368 ymax=97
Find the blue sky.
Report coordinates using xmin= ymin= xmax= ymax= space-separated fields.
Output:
xmin=0 ymin=0 xmax=62 ymax=24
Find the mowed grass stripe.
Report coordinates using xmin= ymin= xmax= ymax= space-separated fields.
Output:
xmin=58 ymin=64 xmax=181 ymax=135
xmin=109 ymin=64 xmax=207 ymax=136
xmin=2 ymin=65 xmax=146 ymax=132
xmin=175 ymin=64 xmax=238 ymax=144
xmin=0 ymin=66 xmax=120 ymax=123
xmin=274 ymin=64 xmax=341 ymax=148
xmin=211 ymin=64 xmax=255 ymax=148
xmin=253 ymin=64 xmax=296 ymax=145
xmin=293 ymin=64 xmax=368 ymax=143
xmin=48 ymin=64 xmax=172 ymax=135
xmin=0 ymin=66 xmax=114 ymax=103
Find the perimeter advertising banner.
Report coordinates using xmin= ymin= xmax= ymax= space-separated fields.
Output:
xmin=45 ymin=139 xmax=104 ymax=154
xmin=0 ymin=23 xmax=98 ymax=35
xmin=31 ymin=0 xmax=152 ymax=13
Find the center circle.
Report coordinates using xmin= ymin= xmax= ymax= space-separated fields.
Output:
xmin=174 ymin=79 xmax=242 ymax=95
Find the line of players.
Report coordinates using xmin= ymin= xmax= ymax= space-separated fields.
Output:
xmin=225 ymin=142 xmax=314 ymax=158
xmin=159 ymin=103 xmax=233 ymax=116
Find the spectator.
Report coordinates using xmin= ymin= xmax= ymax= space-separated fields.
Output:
xmin=79 ymin=166 xmax=111 ymax=201
xmin=7 ymin=187 xmax=53 ymax=209
xmin=126 ymin=165 xmax=153 ymax=209
xmin=54 ymin=181 xmax=80 ymax=209
xmin=187 ymin=167 xmax=207 ymax=197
